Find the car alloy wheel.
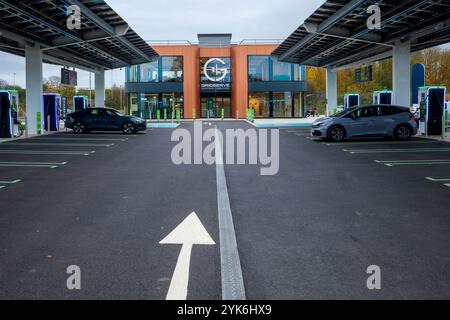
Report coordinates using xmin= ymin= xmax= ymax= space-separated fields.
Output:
xmin=329 ymin=126 xmax=345 ymax=142
xmin=73 ymin=122 xmax=85 ymax=134
xmin=396 ymin=126 xmax=411 ymax=140
xmin=123 ymin=122 xmax=135 ymax=134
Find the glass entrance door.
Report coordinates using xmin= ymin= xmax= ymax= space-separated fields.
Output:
xmin=200 ymin=93 xmax=231 ymax=118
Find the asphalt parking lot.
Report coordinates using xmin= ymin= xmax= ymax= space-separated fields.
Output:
xmin=0 ymin=122 xmax=450 ymax=299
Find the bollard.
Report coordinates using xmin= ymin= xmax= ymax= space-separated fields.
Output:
xmin=157 ymin=109 xmax=161 ymax=122
xmin=221 ymin=108 xmax=224 ymax=121
xmin=37 ymin=112 xmax=42 ymax=135
xmin=164 ymin=109 xmax=167 ymax=120
xmin=192 ymin=107 xmax=196 ymax=121
xmin=176 ymin=109 xmax=181 ymax=123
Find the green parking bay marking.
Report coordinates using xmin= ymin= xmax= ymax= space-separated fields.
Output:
xmin=3 ymin=142 xmax=114 ymax=147
xmin=0 ymin=162 xmax=67 ymax=169
xmin=0 ymin=150 xmax=95 ymax=156
xmin=345 ymin=148 xmax=450 ymax=154
xmin=32 ymin=137 xmax=128 ymax=142
xmin=375 ymin=160 xmax=450 ymax=166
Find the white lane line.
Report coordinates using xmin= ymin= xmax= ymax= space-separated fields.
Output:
xmin=0 ymin=186 xmax=5 ymax=189
xmin=160 ymin=212 xmax=215 ymax=300
xmin=0 ymin=150 xmax=95 ymax=156
xmin=344 ymin=148 xmax=450 ymax=154
xmin=214 ymin=127 xmax=246 ymax=300
xmin=426 ymin=177 xmax=450 ymax=182
xmin=0 ymin=179 xmax=21 ymax=184
xmin=2 ymin=142 xmax=113 ymax=147
xmin=0 ymin=161 xmax=67 ymax=169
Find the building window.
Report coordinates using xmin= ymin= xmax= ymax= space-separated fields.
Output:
xmin=140 ymin=60 xmax=159 ymax=82
xmin=272 ymin=92 xmax=293 ymax=117
xmin=162 ymin=56 xmax=183 ymax=82
xmin=248 ymin=56 xmax=270 ymax=82
xmin=128 ymin=65 xmax=139 ymax=82
xmin=249 ymin=92 xmax=270 ymax=117
xmin=294 ymin=65 xmax=306 ymax=81
xmin=272 ymin=59 xmax=292 ymax=81
xmin=128 ymin=93 xmax=139 ymax=116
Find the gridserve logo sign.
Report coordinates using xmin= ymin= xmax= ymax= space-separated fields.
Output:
xmin=204 ymin=58 xmax=229 ymax=82
xmin=201 ymin=57 xmax=231 ymax=91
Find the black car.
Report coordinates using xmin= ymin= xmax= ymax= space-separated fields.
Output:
xmin=65 ymin=108 xmax=147 ymax=134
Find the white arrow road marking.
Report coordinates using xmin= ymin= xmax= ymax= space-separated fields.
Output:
xmin=160 ymin=212 xmax=215 ymax=300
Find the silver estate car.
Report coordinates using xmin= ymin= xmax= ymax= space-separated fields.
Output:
xmin=311 ymin=105 xmax=418 ymax=142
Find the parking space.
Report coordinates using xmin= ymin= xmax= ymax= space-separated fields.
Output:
xmin=1 ymin=122 xmax=450 ymax=300
xmin=0 ymin=131 xmax=144 ymax=193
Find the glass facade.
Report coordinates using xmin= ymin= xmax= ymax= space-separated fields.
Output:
xmin=249 ymin=91 xmax=305 ymax=118
xmin=125 ymin=51 xmax=307 ymax=119
xmin=249 ymin=92 xmax=270 ymax=117
xmin=248 ymin=55 xmax=305 ymax=82
xmin=128 ymin=65 xmax=138 ymax=82
xmin=140 ymin=60 xmax=159 ymax=82
xmin=272 ymin=59 xmax=292 ymax=81
xmin=139 ymin=93 xmax=184 ymax=119
xmin=248 ymin=56 xmax=270 ymax=81
xmin=127 ymin=56 xmax=183 ymax=83
xmin=162 ymin=57 xmax=183 ymax=82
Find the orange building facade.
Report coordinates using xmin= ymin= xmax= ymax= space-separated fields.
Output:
xmin=125 ymin=34 xmax=307 ymax=119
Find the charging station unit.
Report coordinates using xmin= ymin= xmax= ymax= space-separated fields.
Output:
xmin=344 ymin=93 xmax=360 ymax=109
xmin=373 ymin=90 xmax=392 ymax=105
xmin=73 ymin=96 xmax=88 ymax=111
xmin=43 ymin=93 xmax=61 ymax=132
xmin=0 ymin=91 xmax=13 ymax=138
xmin=418 ymin=86 xmax=447 ymax=135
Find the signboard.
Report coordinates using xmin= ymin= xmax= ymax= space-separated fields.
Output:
xmin=61 ymin=68 xmax=78 ymax=86
xmin=200 ymin=57 xmax=231 ymax=92
xmin=412 ymin=64 xmax=426 ymax=105
xmin=355 ymin=65 xmax=373 ymax=82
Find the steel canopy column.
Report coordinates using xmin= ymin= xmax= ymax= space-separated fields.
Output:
xmin=25 ymin=45 xmax=43 ymax=135
xmin=326 ymin=67 xmax=338 ymax=116
xmin=392 ymin=40 xmax=411 ymax=107
xmin=95 ymin=70 xmax=106 ymax=108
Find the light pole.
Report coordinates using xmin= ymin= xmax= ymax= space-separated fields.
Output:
xmin=13 ymin=73 xmax=16 ymax=91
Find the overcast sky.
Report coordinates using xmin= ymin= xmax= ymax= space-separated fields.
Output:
xmin=0 ymin=0 xmax=324 ymax=89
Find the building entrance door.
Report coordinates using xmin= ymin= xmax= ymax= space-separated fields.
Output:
xmin=201 ymin=93 xmax=231 ymax=118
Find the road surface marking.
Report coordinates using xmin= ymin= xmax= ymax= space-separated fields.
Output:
xmin=0 ymin=150 xmax=95 ymax=156
xmin=0 ymin=161 xmax=67 ymax=168
xmin=160 ymin=212 xmax=215 ymax=300
xmin=325 ymin=140 xmax=441 ymax=146
xmin=3 ymin=142 xmax=113 ymax=147
xmin=0 ymin=186 xmax=4 ymax=189
xmin=345 ymin=148 xmax=450 ymax=154
xmin=0 ymin=179 xmax=21 ymax=184
xmin=426 ymin=177 xmax=450 ymax=182
xmin=445 ymin=184 xmax=450 ymax=188
xmin=374 ymin=159 xmax=450 ymax=166
xmin=32 ymin=137 xmax=128 ymax=142
xmin=295 ymin=133 xmax=310 ymax=137
xmin=215 ymin=127 xmax=246 ymax=300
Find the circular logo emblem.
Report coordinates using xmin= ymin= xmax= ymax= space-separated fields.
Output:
xmin=204 ymin=58 xmax=229 ymax=82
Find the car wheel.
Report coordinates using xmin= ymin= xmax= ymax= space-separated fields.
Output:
xmin=122 ymin=122 xmax=136 ymax=134
xmin=395 ymin=125 xmax=412 ymax=140
xmin=73 ymin=121 xmax=86 ymax=134
xmin=328 ymin=126 xmax=345 ymax=142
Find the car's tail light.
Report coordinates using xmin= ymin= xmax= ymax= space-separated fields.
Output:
xmin=410 ymin=115 xmax=417 ymax=121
